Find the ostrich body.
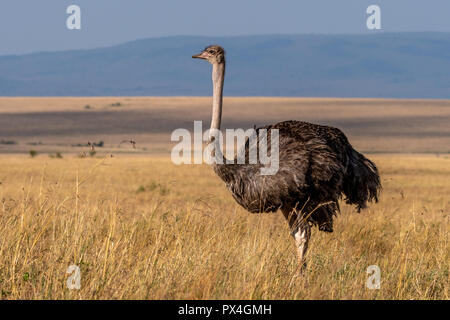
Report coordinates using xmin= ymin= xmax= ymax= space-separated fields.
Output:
xmin=192 ymin=45 xmax=381 ymax=267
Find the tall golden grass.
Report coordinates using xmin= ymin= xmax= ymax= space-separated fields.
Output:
xmin=0 ymin=154 xmax=448 ymax=299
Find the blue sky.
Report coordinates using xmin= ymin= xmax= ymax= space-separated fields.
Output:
xmin=1 ymin=0 xmax=449 ymax=55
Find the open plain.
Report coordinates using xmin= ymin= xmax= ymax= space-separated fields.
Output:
xmin=0 ymin=97 xmax=448 ymax=299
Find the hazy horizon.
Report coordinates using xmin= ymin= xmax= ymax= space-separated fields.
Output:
xmin=4 ymin=31 xmax=450 ymax=57
xmin=1 ymin=33 xmax=450 ymax=98
xmin=2 ymin=0 xmax=450 ymax=55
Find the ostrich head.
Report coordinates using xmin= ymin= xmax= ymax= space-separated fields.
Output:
xmin=192 ymin=45 xmax=225 ymax=64
xmin=192 ymin=45 xmax=226 ymax=142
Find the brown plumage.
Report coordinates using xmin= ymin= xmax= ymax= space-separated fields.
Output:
xmin=192 ymin=45 xmax=381 ymax=268
xmin=213 ymin=121 xmax=380 ymax=230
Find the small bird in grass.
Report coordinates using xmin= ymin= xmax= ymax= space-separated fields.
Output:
xmin=119 ymin=140 xmax=136 ymax=149
xmin=87 ymin=142 xmax=95 ymax=152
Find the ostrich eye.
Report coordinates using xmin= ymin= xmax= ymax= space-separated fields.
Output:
xmin=208 ymin=50 xmax=214 ymax=54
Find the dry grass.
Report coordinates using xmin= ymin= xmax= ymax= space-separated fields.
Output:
xmin=0 ymin=154 xmax=448 ymax=299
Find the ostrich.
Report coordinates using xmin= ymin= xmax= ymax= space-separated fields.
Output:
xmin=192 ymin=45 xmax=381 ymax=268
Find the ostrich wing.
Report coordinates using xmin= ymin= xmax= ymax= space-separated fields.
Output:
xmin=215 ymin=120 xmax=347 ymax=214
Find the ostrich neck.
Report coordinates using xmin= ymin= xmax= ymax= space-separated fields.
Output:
xmin=210 ymin=61 xmax=235 ymax=181
xmin=211 ymin=62 xmax=225 ymax=133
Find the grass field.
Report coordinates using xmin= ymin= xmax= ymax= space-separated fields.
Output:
xmin=0 ymin=97 xmax=448 ymax=300
xmin=0 ymin=154 xmax=448 ymax=299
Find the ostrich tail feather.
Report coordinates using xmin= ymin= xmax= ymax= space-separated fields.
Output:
xmin=343 ymin=148 xmax=381 ymax=211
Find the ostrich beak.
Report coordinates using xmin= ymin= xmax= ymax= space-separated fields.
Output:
xmin=192 ymin=51 xmax=208 ymax=60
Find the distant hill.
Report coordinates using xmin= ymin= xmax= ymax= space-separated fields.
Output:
xmin=1 ymin=33 xmax=450 ymax=98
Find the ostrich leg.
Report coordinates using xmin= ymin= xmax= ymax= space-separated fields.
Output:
xmin=282 ymin=207 xmax=311 ymax=269
xmin=294 ymin=222 xmax=311 ymax=269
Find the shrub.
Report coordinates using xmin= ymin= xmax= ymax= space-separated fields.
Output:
xmin=93 ymin=141 xmax=104 ymax=147
xmin=49 ymin=152 xmax=63 ymax=159
xmin=0 ymin=140 xmax=17 ymax=145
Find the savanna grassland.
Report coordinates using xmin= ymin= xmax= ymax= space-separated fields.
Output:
xmin=0 ymin=97 xmax=448 ymax=299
